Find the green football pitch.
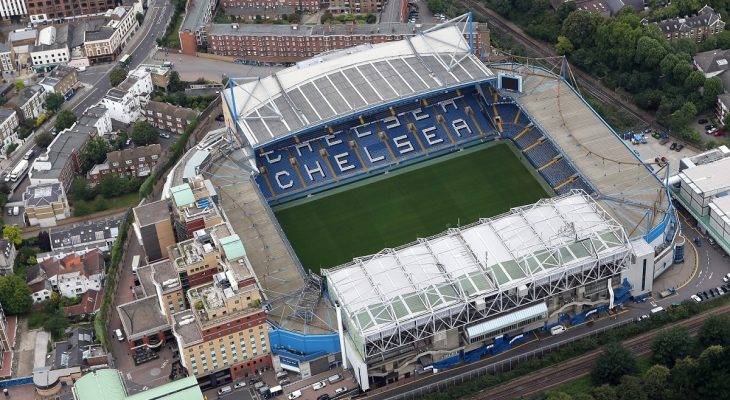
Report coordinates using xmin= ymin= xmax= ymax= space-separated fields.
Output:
xmin=273 ymin=142 xmax=550 ymax=273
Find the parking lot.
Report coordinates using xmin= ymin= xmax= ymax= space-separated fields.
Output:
xmin=621 ymin=128 xmax=699 ymax=174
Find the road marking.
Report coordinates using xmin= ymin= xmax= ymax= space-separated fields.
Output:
xmin=161 ymin=360 xmax=169 ymax=368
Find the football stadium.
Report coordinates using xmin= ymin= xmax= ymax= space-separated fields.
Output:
xmin=215 ymin=15 xmax=680 ymax=391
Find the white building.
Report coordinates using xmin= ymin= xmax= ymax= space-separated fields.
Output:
xmin=0 ymin=0 xmax=27 ymax=19
xmin=27 ymin=249 xmax=105 ymax=302
xmin=30 ymin=26 xmax=70 ymax=71
xmin=101 ymin=65 xmax=155 ymax=124
xmin=0 ymin=43 xmax=14 ymax=72
xmin=0 ymin=109 xmax=19 ymax=147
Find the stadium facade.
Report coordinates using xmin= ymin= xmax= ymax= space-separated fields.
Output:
xmin=219 ymin=15 xmax=679 ymax=391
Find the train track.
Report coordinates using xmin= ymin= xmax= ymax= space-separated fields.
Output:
xmin=466 ymin=304 xmax=730 ymax=400
xmin=459 ymin=0 xmax=656 ymax=127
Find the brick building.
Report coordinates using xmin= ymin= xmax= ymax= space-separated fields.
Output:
xmin=169 ymin=177 xmax=221 ymax=240
xmin=22 ymin=183 xmax=71 ymax=227
xmin=654 ymin=5 xmax=725 ymax=42
xmin=26 ymin=0 xmax=116 ymax=21
xmin=86 ymin=143 xmax=162 ymax=184
xmin=39 ymin=65 xmax=79 ymax=96
xmin=192 ymin=21 xmax=490 ymax=62
xmin=141 ymin=101 xmax=199 ymax=134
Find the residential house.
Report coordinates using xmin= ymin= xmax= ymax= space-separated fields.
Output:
xmin=30 ymin=131 xmax=88 ymax=190
xmin=39 ymin=65 xmax=79 ymax=96
xmin=693 ymin=49 xmax=730 ymax=121
xmin=0 ymin=43 xmax=14 ymax=73
xmin=654 ymin=5 xmax=725 ymax=42
xmin=101 ymin=65 xmax=154 ymax=123
xmin=87 ymin=143 xmax=161 ymax=184
xmin=83 ymin=3 xmax=142 ymax=65
xmin=48 ymin=215 xmax=123 ymax=254
xmin=0 ymin=240 xmax=16 ymax=276
xmin=0 ymin=109 xmax=19 ymax=148
xmin=30 ymin=25 xmax=72 ymax=72
xmin=76 ymin=104 xmax=112 ymax=137
xmin=22 ymin=182 xmax=71 ymax=227
xmin=28 ymin=249 xmax=105 ymax=301
xmin=141 ymin=101 xmax=199 ymax=134
xmin=6 ymin=85 xmax=47 ymax=121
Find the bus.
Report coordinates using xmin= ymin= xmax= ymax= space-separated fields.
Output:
xmin=9 ymin=159 xmax=28 ymax=182
xmin=131 ymin=255 xmax=140 ymax=274
xmin=119 ymin=54 xmax=131 ymax=66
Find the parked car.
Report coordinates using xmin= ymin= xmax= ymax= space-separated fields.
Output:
xmin=312 ymin=380 xmax=327 ymax=391
xmin=691 ymin=294 xmax=702 ymax=302
xmin=327 ymin=374 xmax=343 ymax=384
xmin=335 ymin=387 xmax=348 ymax=395
xmin=676 ymin=144 xmax=684 ymax=152
xmin=159 ymin=132 xmax=171 ymax=139
xmin=670 ymin=142 xmax=677 ymax=150
xmin=233 ymin=381 xmax=246 ymax=389
xmin=217 ymin=386 xmax=232 ymax=396
xmin=705 ymin=124 xmax=715 ymax=130
xmin=316 ymin=395 xmax=330 ymax=400
xmin=115 ymin=329 xmax=124 ymax=341
xmin=287 ymin=391 xmax=302 ymax=400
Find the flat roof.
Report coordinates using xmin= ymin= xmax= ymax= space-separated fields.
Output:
xmin=680 ymin=156 xmax=730 ymax=196
xmin=133 ymin=200 xmax=170 ymax=226
xmin=137 ymin=259 xmax=180 ymax=297
xmin=223 ymin=24 xmax=492 ymax=148
xmin=324 ymin=192 xmax=630 ymax=338
xmin=74 ymin=370 xmax=203 ymax=400
xmin=172 ymin=310 xmax=202 ymax=346
xmin=466 ymin=302 xmax=547 ymax=340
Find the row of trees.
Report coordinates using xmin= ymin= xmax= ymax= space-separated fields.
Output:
xmin=544 ymin=315 xmax=730 ymax=400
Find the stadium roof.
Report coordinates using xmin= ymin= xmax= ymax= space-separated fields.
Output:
xmin=324 ymin=192 xmax=630 ymax=338
xmin=222 ymin=22 xmax=494 ymax=148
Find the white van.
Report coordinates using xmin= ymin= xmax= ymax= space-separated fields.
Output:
xmin=287 ymin=390 xmax=302 ymax=400
xmin=312 ymin=380 xmax=326 ymax=390
xmin=217 ymin=386 xmax=231 ymax=396
xmin=550 ymin=325 xmax=566 ymax=335
xmin=12 ymin=206 xmax=19 ymax=216
xmin=327 ymin=374 xmax=342 ymax=383
xmin=275 ymin=371 xmax=288 ymax=379
xmin=115 ymin=329 xmax=124 ymax=341
xmin=650 ymin=306 xmax=665 ymax=314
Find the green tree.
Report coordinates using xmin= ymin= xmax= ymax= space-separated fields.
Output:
xmin=135 ymin=12 xmax=144 ymax=25
xmin=3 ymin=225 xmax=22 ymax=246
xmin=693 ymin=345 xmax=729 ymax=398
xmin=0 ymin=274 xmax=32 ymax=314
xmin=556 ymin=35 xmax=574 ymax=55
xmin=98 ymin=175 xmax=123 ymax=198
xmin=109 ymin=66 xmax=128 ymax=87
xmin=131 ymin=121 xmax=158 ymax=146
xmin=80 ymin=137 xmax=110 ymax=172
xmin=168 ymin=70 xmax=185 ymax=92
xmin=591 ymin=342 xmax=637 ymax=385
xmin=703 ymin=77 xmax=724 ymax=107
xmin=14 ymin=80 xmax=24 ymax=90
xmin=669 ymin=356 xmax=698 ymax=399
xmin=675 ymin=0 xmax=701 ymax=15
xmin=572 ymin=394 xmax=595 ymax=400
xmin=634 ymin=36 xmax=667 ymax=69
xmin=44 ymin=92 xmax=65 ymax=112
xmin=591 ymin=386 xmax=617 ymax=400
xmin=35 ymin=131 xmax=54 ymax=149
xmin=616 ymin=375 xmax=647 ymax=400
xmin=642 ymin=364 xmax=671 ymax=400
xmin=683 ymin=70 xmax=705 ymax=91
xmin=365 ymin=13 xmax=377 ymax=24
xmin=54 ymin=110 xmax=77 ymax=132
xmin=651 ymin=326 xmax=693 ymax=368
xmin=698 ymin=315 xmax=730 ymax=348
xmin=557 ymin=1 xmax=577 ymax=21
xmin=667 ymin=102 xmax=697 ymax=130
xmin=70 ymin=177 xmax=95 ymax=201
xmin=547 ymin=392 xmax=573 ymax=400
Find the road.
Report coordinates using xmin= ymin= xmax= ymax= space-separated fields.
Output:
xmin=460 ymin=0 xmax=657 ymax=128
xmin=380 ymin=0 xmax=404 ymax=23
xmin=0 ymin=0 xmax=172 ymax=175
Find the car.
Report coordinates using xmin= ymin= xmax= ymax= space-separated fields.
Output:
xmin=217 ymin=386 xmax=232 ymax=396
xmin=676 ymin=144 xmax=684 ymax=151
xmin=115 ymin=329 xmax=124 ymax=341
xmin=709 ymin=237 xmax=716 ymax=246
xmin=335 ymin=387 xmax=348 ymax=394
xmin=278 ymin=379 xmax=290 ymax=386
xmin=233 ymin=59 xmax=245 ymax=64
xmin=639 ymin=314 xmax=649 ymax=321
xmin=254 ymin=381 xmax=265 ymax=389
xmin=316 ymin=395 xmax=330 ymax=400
xmin=215 ymin=114 xmax=224 ymax=122
xmin=327 ymin=374 xmax=343 ymax=383
xmin=163 ymin=61 xmax=174 ymax=68
xmin=698 ymin=118 xmax=709 ymax=124
xmin=550 ymin=325 xmax=566 ymax=335
xmin=233 ymin=381 xmax=246 ymax=389
xmin=694 ymin=237 xmax=702 ymax=247
xmin=159 ymin=132 xmax=171 ymax=139
xmin=287 ymin=391 xmax=302 ymax=400
xmin=5 ymin=208 xmax=11 ymax=216
xmin=691 ymin=294 xmax=702 ymax=302
xmin=709 ymin=288 xmax=717 ymax=297
xmin=702 ymin=291 xmax=710 ymax=300
xmin=12 ymin=206 xmax=19 ymax=216
xmin=705 ymin=124 xmax=715 ymax=130
xmin=312 ymin=380 xmax=326 ymax=391
xmin=717 ymin=286 xmax=725 ymax=295
xmin=670 ymin=142 xmax=677 ymax=150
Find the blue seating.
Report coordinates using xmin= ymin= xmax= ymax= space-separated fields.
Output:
xmin=542 ymin=159 xmax=575 ymax=187
xmin=318 ymin=131 xmax=363 ymax=178
xmin=351 ymin=124 xmax=393 ymax=168
xmin=556 ymin=178 xmax=593 ymax=195
xmin=405 ymin=107 xmax=452 ymax=150
xmin=515 ymin=128 xmax=543 ymax=149
xmin=525 ymin=141 xmax=559 ymax=168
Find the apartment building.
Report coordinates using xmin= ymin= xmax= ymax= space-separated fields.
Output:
xmin=27 ymin=250 xmax=104 ymax=302
xmin=0 ymin=240 xmax=17 ymax=276
xmin=142 ymin=101 xmax=199 ymax=134
xmin=133 ymin=199 xmax=175 ymax=262
xmin=0 ymin=44 xmax=14 ymax=73
xmin=23 ymin=182 xmax=71 ymax=227
xmin=178 ymin=0 xmax=217 ymax=52
xmin=86 ymin=143 xmax=162 ymax=184
xmin=30 ymin=25 xmax=72 ymax=72
xmin=101 ymin=65 xmax=154 ymax=123
xmin=327 ymin=0 xmax=382 ymax=14
xmin=0 ymin=109 xmax=19 ymax=147
xmin=167 ymin=223 xmax=234 ymax=293
xmin=172 ymin=246 xmax=270 ymax=386
xmin=0 ymin=0 xmax=27 ymax=19
xmin=83 ymin=2 xmax=142 ymax=64
xmin=77 ymin=104 xmax=112 ymax=137
xmin=39 ymin=65 xmax=79 ymax=96
xmin=6 ymin=85 xmax=47 ymax=121
xmin=169 ymin=177 xmax=221 ymax=240
xmin=26 ymin=0 xmax=115 ymax=21
xmin=30 ymin=131 xmax=88 ymax=190
xmin=655 ymin=5 xmax=725 ymax=42
xmin=199 ymin=22 xmax=490 ymax=63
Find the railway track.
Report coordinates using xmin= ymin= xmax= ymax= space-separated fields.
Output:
xmin=466 ymin=304 xmax=730 ymax=400
xmin=459 ymin=0 xmax=656 ymax=127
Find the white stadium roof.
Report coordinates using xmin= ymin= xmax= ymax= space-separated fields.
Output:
xmin=222 ymin=23 xmax=494 ymax=148
xmin=324 ymin=192 xmax=631 ymax=338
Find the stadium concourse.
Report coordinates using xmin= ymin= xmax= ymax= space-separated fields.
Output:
xmin=214 ymin=16 xmax=680 ymax=391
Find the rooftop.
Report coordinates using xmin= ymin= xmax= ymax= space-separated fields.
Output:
xmin=31 ymin=131 xmax=88 ymax=180
xmin=107 ymin=143 xmax=161 ymax=165
xmin=73 ymin=370 xmax=203 ymax=400
xmin=655 ymin=5 xmax=723 ymax=33
xmin=693 ymin=48 xmax=730 ymax=74
xmin=117 ymin=295 xmax=169 ymax=340
xmin=181 ymin=0 xmax=214 ymax=32
xmin=49 ymin=215 xmax=123 ymax=251
xmin=187 ymin=277 xmax=260 ymax=329
xmin=146 ymin=100 xmax=199 ymax=121
xmin=168 ymin=223 xmax=238 ymax=272
xmin=679 ymin=155 xmax=730 ymax=196
xmin=324 ymin=192 xmax=630 ymax=338
xmin=223 ymin=23 xmax=492 ymax=148
xmin=133 ymin=200 xmax=170 ymax=226
xmin=171 ymin=310 xmax=202 ymax=346
xmin=0 ymin=108 xmax=16 ymax=122
xmin=8 ymin=85 xmax=44 ymax=107
xmin=137 ymin=259 xmax=181 ymax=297
xmin=23 ymin=183 xmax=64 ymax=207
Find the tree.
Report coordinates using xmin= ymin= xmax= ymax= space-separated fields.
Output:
xmin=35 ymin=132 xmax=54 ymax=149
xmin=693 ymin=345 xmax=729 ymax=398
xmin=642 ymin=364 xmax=671 ymax=400
xmin=634 ymin=36 xmax=667 ymax=69
xmin=365 ymin=13 xmax=377 ymax=24
xmin=80 ymin=137 xmax=110 ymax=172
xmin=669 ymin=356 xmax=698 ymax=399
xmin=168 ymin=70 xmax=185 ymax=92
xmin=591 ymin=342 xmax=637 ymax=385
xmin=698 ymin=315 xmax=730 ymax=348
xmin=55 ymin=110 xmax=77 ymax=132
xmin=616 ymin=375 xmax=647 ymax=400
xmin=667 ymin=102 xmax=697 ymax=130
xmin=558 ymin=1 xmax=577 ymax=21
xmin=675 ymin=0 xmax=701 ymax=15
xmin=556 ymin=35 xmax=574 ymax=55
xmin=703 ymin=77 xmax=724 ymax=107
xmin=3 ymin=225 xmax=22 ymax=246
xmin=683 ymin=70 xmax=705 ymax=91
xmin=547 ymin=392 xmax=573 ymax=400
xmin=135 ymin=12 xmax=144 ymax=25
xmin=44 ymin=92 xmax=65 ymax=112
xmin=14 ymin=80 xmax=24 ymax=90
xmin=591 ymin=385 xmax=617 ymax=400
xmin=651 ymin=326 xmax=693 ymax=368
xmin=320 ymin=10 xmax=333 ymax=24
xmin=109 ymin=66 xmax=128 ymax=87
xmin=37 ymin=231 xmax=51 ymax=252
xmin=0 ymin=274 xmax=32 ymax=315
xmin=70 ymin=177 xmax=95 ymax=201
xmin=131 ymin=121 xmax=158 ymax=146
xmin=98 ymin=175 xmax=123 ymax=198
